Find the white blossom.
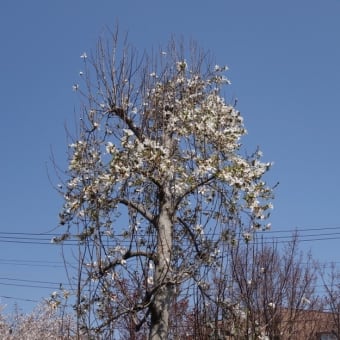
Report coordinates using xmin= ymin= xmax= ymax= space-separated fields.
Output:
xmin=243 ymin=232 xmax=252 ymax=242
xmin=123 ymin=129 xmax=134 ymax=137
xmin=106 ymin=142 xmax=115 ymax=154
xmin=268 ymin=302 xmax=275 ymax=308
xmin=264 ymin=223 xmax=272 ymax=231
xmin=176 ymin=60 xmax=187 ymax=72
xmin=301 ymin=296 xmax=311 ymax=305
xmin=194 ymin=224 xmax=204 ymax=236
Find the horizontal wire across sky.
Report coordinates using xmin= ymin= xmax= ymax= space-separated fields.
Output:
xmin=0 ymin=224 xmax=340 ymax=305
xmin=1 ymin=224 xmax=340 ymax=244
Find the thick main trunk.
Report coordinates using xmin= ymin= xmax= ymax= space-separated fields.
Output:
xmin=149 ymin=200 xmax=173 ymax=340
xmin=149 ymin=285 xmax=173 ymax=340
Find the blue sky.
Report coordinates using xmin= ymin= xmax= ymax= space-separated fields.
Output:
xmin=1 ymin=0 xmax=340 ymax=312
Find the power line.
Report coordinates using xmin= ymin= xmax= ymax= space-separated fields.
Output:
xmin=0 ymin=232 xmax=57 ymax=236
xmin=265 ymin=224 xmax=340 ymax=234
xmin=0 ymin=224 xmax=340 ymax=237
xmin=1 ymin=235 xmax=338 ymax=245
xmin=0 ymin=258 xmax=61 ymax=264
xmin=0 ymin=258 xmax=64 ymax=268
xmin=0 ymin=282 xmax=57 ymax=290
xmin=0 ymin=277 xmax=70 ymax=287
xmin=0 ymin=295 xmax=39 ymax=303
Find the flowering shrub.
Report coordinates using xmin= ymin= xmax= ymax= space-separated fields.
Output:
xmin=0 ymin=303 xmax=76 ymax=340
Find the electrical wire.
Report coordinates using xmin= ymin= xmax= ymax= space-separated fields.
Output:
xmin=0 ymin=225 xmax=339 ymax=305
xmin=0 ymin=224 xmax=340 ymax=237
xmin=0 ymin=277 xmax=71 ymax=287
xmin=0 ymin=295 xmax=39 ymax=303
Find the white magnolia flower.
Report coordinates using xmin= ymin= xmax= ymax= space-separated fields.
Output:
xmin=49 ymin=301 xmax=59 ymax=310
xmin=72 ymin=84 xmax=79 ymax=91
xmin=111 ymin=272 xmax=119 ymax=280
xmin=80 ymin=52 xmax=87 ymax=59
xmin=243 ymin=232 xmax=252 ymax=242
xmin=301 ymin=296 xmax=311 ymax=305
xmin=106 ymin=142 xmax=115 ymax=154
xmin=198 ymin=280 xmax=209 ymax=290
xmin=123 ymin=129 xmax=134 ymax=137
xmin=63 ymin=290 xmax=70 ymax=299
xmin=176 ymin=60 xmax=187 ymax=72
xmin=265 ymin=223 xmax=272 ymax=230
xmin=195 ymin=224 xmax=204 ymax=235
xmin=221 ymin=76 xmax=231 ymax=84
xmin=113 ymin=246 xmax=126 ymax=255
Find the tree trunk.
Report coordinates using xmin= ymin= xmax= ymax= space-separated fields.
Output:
xmin=149 ymin=198 xmax=173 ymax=340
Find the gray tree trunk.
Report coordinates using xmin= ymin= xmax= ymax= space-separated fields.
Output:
xmin=149 ymin=196 xmax=173 ymax=340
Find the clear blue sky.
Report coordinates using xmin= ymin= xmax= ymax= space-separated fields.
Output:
xmin=1 ymin=0 xmax=340 ymax=312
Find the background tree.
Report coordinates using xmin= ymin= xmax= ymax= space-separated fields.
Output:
xmin=55 ymin=28 xmax=273 ymax=339
xmin=181 ymin=234 xmax=321 ymax=339
xmin=0 ymin=243 xmax=322 ymax=340
xmin=320 ymin=262 xmax=340 ymax=339
xmin=0 ymin=302 xmax=76 ymax=340
xmin=228 ymin=234 xmax=321 ymax=339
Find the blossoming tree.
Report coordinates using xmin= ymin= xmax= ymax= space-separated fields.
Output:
xmin=56 ymin=30 xmax=273 ymax=339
